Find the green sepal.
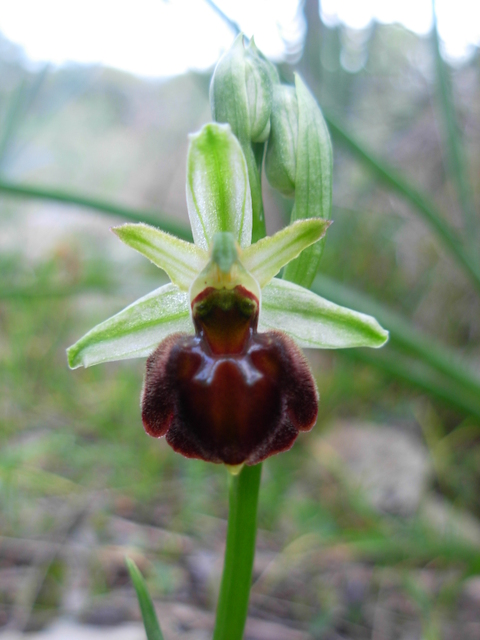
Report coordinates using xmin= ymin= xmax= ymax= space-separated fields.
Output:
xmin=260 ymin=278 xmax=389 ymax=349
xmin=242 ymin=218 xmax=331 ymax=288
xmin=67 ymin=284 xmax=192 ymax=368
xmin=126 ymin=557 xmax=164 ymax=640
xmin=186 ymin=123 xmax=252 ymax=250
xmin=283 ymin=74 xmax=333 ymax=288
xmin=265 ymin=85 xmax=299 ymax=197
xmin=112 ymin=223 xmax=208 ymax=292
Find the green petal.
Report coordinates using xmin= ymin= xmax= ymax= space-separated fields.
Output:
xmin=186 ymin=123 xmax=252 ymax=250
xmin=113 ymin=223 xmax=208 ymax=291
xmin=67 ymin=284 xmax=192 ymax=369
xmin=242 ymin=219 xmax=331 ymax=288
xmin=283 ymin=74 xmax=333 ymax=288
xmin=259 ymin=279 xmax=389 ymax=349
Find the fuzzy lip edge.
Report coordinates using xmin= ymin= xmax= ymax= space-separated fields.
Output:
xmin=141 ymin=314 xmax=319 ymax=466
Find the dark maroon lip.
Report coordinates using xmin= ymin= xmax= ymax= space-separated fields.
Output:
xmin=141 ymin=286 xmax=318 ymax=466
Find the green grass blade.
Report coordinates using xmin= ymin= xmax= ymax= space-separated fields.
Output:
xmin=323 ymin=113 xmax=480 ymax=294
xmin=0 ymin=79 xmax=29 ymax=168
xmin=0 ymin=283 xmax=113 ymax=300
xmin=431 ymin=2 xmax=478 ymax=243
xmin=0 ymin=65 xmax=49 ymax=169
xmin=313 ymin=274 xmax=480 ymax=400
xmin=347 ymin=347 xmax=480 ymax=419
xmin=0 ymin=179 xmax=192 ymax=241
xmin=339 ymin=528 xmax=480 ymax=569
xmin=126 ymin=557 xmax=164 ymax=640
xmin=204 ymin=0 xmax=241 ymax=35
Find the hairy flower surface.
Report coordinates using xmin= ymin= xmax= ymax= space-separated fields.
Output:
xmin=68 ymin=123 xmax=388 ymax=466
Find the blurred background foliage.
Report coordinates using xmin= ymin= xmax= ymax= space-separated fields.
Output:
xmin=1 ymin=0 xmax=480 ymax=637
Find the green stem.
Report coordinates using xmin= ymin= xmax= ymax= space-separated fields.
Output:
xmin=0 ymin=178 xmax=192 ymax=241
xmin=213 ymin=463 xmax=262 ymax=640
xmin=243 ymin=142 xmax=266 ymax=243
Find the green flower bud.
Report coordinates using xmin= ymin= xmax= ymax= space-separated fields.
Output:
xmin=210 ymin=34 xmax=275 ymax=144
xmin=265 ymin=85 xmax=299 ymax=197
xmin=281 ymin=75 xmax=333 ymax=289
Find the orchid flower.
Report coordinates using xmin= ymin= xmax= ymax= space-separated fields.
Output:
xmin=67 ymin=123 xmax=388 ymax=469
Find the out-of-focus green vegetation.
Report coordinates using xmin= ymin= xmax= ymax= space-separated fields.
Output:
xmin=1 ymin=1 xmax=480 ymax=636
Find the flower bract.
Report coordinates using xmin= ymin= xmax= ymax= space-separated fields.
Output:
xmin=68 ymin=123 xmax=388 ymax=466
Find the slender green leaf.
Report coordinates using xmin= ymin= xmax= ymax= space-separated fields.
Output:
xmin=432 ymin=4 xmax=478 ymax=243
xmin=348 ymin=348 xmax=480 ymax=420
xmin=113 ymin=223 xmax=208 ymax=291
xmin=0 ymin=179 xmax=192 ymax=240
xmin=126 ymin=558 xmax=164 ymax=640
xmin=260 ymin=278 xmax=388 ymax=348
xmin=323 ymin=112 xmax=480 ymax=294
xmin=0 ymin=65 xmax=49 ymax=169
xmin=67 ymin=284 xmax=192 ymax=369
xmin=186 ymin=123 xmax=252 ymax=250
xmin=204 ymin=0 xmax=241 ymax=34
xmin=312 ymin=273 xmax=480 ymax=400
xmin=242 ymin=218 xmax=331 ymax=287
xmin=283 ymin=74 xmax=333 ymax=288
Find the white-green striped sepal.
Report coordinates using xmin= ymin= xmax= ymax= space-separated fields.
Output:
xmin=67 ymin=284 xmax=192 ymax=369
xmin=259 ymin=278 xmax=389 ymax=348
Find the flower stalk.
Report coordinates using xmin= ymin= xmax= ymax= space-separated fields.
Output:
xmin=213 ymin=464 xmax=262 ymax=640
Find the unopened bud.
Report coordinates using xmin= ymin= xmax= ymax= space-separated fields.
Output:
xmin=280 ymin=75 xmax=333 ymax=289
xmin=265 ymin=85 xmax=299 ymax=197
xmin=210 ymin=34 xmax=275 ymax=144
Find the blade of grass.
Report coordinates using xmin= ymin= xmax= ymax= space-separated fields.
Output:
xmin=0 ymin=283 xmax=114 ymax=300
xmin=0 ymin=66 xmax=49 ymax=169
xmin=431 ymin=0 xmax=478 ymax=244
xmin=340 ymin=529 xmax=480 ymax=569
xmin=0 ymin=179 xmax=192 ymax=241
xmin=204 ymin=0 xmax=240 ymax=35
xmin=126 ymin=557 xmax=164 ymax=640
xmin=323 ymin=113 xmax=480 ymax=294
xmin=313 ymin=273 xmax=480 ymax=400
xmin=346 ymin=347 xmax=480 ymax=420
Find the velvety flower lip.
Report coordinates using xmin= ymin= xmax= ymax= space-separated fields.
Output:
xmin=67 ymin=123 xmax=389 ymax=466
